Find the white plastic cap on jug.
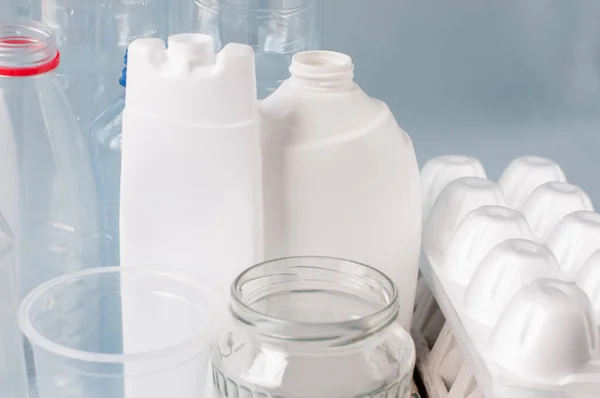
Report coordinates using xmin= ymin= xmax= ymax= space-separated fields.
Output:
xmin=261 ymin=50 xmax=421 ymax=328
xmin=119 ymin=34 xmax=261 ymax=398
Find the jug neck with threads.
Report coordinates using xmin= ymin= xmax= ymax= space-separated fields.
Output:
xmin=288 ymin=50 xmax=356 ymax=91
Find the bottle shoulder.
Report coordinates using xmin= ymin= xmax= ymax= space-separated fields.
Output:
xmin=260 ymin=83 xmax=407 ymax=149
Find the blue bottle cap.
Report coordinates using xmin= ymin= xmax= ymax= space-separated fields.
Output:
xmin=119 ymin=50 xmax=127 ymax=88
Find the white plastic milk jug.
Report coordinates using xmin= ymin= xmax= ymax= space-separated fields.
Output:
xmin=260 ymin=50 xmax=421 ymax=328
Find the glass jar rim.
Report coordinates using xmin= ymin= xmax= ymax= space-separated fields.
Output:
xmin=230 ymin=256 xmax=401 ymax=345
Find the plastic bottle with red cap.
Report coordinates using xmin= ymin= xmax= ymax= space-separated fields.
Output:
xmin=0 ymin=20 xmax=100 ymax=398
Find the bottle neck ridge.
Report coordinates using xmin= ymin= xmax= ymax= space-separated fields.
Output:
xmin=289 ymin=50 xmax=355 ymax=91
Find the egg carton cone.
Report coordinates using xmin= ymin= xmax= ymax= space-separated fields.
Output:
xmin=413 ymin=155 xmax=600 ymax=398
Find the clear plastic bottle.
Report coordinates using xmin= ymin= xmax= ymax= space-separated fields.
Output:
xmin=186 ymin=0 xmax=322 ymax=98
xmin=90 ymin=53 xmax=126 ymax=267
xmin=173 ymin=0 xmax=221 ymax=47
xmin=20 ymin=0 xmax=169 ymax=139
xmin=0 ymin=20 xmax=100 ymax=394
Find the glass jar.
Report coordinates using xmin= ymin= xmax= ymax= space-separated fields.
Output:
xmin=211 ymin=256 xmax=416 ymax=397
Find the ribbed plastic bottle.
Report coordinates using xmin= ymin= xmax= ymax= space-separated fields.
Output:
xmin=21 ymin=0 xmax=170 ymax=138
xmin=261 ymin=51 xmax=422 ymax=328
xmin=0 ymin=21 xmax=100 ymax=396
xmin=120 ymin=34 xmax=262 ymax=301
xmin=181 ymin=0 xmax=322 ymax=99
xmin=89 ymin=52 xmax=127 ymax=266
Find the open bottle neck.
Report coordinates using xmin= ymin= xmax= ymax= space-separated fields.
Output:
xmin=288 ymin=50 xmax=356 ymax=91
xmin=0 ymin=21 xmax=59 ymax=77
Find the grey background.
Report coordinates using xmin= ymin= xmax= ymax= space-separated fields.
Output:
xmin=3 ymin=0 xmax=600 ymax=202
xmin=322 ymin=1 xmax=600 ymax=204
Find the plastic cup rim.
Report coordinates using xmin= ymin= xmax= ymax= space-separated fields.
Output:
xmin=18 ymin=266 xmax=224 ymax=364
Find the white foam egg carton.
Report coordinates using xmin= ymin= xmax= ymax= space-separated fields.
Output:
xmin=417 ymin=155 xmax=600 ymax=398
xmin=412 ymin=276 xmax=481 ymax=398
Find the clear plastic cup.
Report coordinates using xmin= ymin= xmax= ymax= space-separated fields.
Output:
xmin=18 ymin=266 xmax=224 ymax=398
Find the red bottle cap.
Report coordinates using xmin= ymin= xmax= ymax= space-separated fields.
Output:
xmin=0 ymin=36 xmax=60 ymax=77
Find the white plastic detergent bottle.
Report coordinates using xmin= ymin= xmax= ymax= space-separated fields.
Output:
xmin=120 ymin=34 xmax=262 ymax=301
xmin=261 ymin=51 xmax=421 ymax=328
